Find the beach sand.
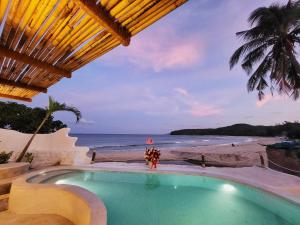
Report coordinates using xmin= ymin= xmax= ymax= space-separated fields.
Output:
xmin=94 ymin=137 xmax=280 ymax=167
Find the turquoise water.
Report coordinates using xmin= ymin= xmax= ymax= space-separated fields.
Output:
xmin=38 ymin=171 xmax=300 ymax=225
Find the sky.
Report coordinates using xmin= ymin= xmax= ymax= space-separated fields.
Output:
xmin=9 ymin=0 xmax=300 ymax=134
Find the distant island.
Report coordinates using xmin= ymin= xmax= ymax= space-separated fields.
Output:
xmin=170 ymin=122 xmax=300 ymax=139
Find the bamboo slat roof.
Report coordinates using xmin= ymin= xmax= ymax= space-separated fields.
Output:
xmin=0 ymin=0 xmax=187 ymax=102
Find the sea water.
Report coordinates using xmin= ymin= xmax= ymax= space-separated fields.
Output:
xmin=72 ymin=134 xmax=253 ymax=152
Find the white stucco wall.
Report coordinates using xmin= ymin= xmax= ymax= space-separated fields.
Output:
xmin=0 ymin=128 xmax=91 ymax=168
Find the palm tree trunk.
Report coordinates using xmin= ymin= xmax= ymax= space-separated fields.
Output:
xmin=16 ymin=113 xmax=50 ymax=162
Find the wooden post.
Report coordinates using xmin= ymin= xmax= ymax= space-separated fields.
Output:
xmin=201 ymin=154 xmax=206 ymax=168
xmin=259 ymin=153 xmax=265 ymax=168
xmin=91 ymin=150 xmax=96 ymax=163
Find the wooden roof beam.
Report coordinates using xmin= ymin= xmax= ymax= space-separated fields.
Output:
xmin=76 ymin=0 xmax=131 ymax=46
xmin=0 ymin=46 xmax=72 ymax=78
xmin=0 ymin=78 xmax=47 ymax=93
xmin=0 ymin=93 xmax=32 ymax=102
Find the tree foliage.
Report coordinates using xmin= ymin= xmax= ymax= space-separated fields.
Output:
xmin=0 ymin=101 xmax=67 ymax=134
xmin=16 ymin=96 xmax=82 ymax=162
xmin=170 ymin=122 xmax=300 ymax=139
xmin=230 ymin=0 xmax=300 ymax=100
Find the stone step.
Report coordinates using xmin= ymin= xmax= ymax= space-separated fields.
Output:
xmin=0 ymin=162 xmax=29 ymax=179
xmin=0 ymin=175 xmax=22 ymax=195
xmin=0 ymin=211 xmax=75 ymax=225
xmin=0 ymin=194 xmax=9 ymax=212
xmin=0 ymin=178 xmax=11 ymax=195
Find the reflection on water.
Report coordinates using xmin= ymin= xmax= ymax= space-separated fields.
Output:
xmin=145 ymin=174 xmax=161 ymax=190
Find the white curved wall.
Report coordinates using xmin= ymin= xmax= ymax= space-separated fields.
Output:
xmin=0 ymin=128 xmax=91 ymax=168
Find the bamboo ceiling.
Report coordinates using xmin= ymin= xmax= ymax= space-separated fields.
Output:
xmin=0 ymin=0 xmax=187 ymax=102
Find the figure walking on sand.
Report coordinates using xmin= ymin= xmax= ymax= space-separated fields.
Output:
xmin=144 ymin=137 xmax=161 ymax=169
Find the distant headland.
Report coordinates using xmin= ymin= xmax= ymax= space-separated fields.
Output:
xmin=170 ymin=122 xmax=300 ymax=139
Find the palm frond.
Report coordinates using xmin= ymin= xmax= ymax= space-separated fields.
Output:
xmin=229 ymin=46 xmax=244 ymax=69
xmin=248 ymin=6 xmax=279 ymax=27
xmin=236 ymin=26 xmax=276 ymax=41
xmin=241 ymin=40 xmax=275 ymax=74
xmin=247 ymin=55 xmax=272 ymax=94
xmin=230 ymin=0 xmax=300 ymax=100
xmin=47 ymin=96 xmax=82 ymax=123
xmin=292 ymin=88 xmax=300 ymax=100
xmin=230 ymin=38 xmax=271 ymax=69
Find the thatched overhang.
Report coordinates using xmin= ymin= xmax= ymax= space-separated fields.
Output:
xmin=0 ymin=0 xmax=187 ymax=102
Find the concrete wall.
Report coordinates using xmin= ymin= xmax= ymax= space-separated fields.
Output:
xmin=0 ymin=128 xmax=91 ymax=168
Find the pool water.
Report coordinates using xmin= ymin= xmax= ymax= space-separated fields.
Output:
xmin=36 ymin=171 xmax=300 ymax=225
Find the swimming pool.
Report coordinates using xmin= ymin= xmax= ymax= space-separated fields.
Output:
xmin=29 ymin=170 xmax=300 ymax=225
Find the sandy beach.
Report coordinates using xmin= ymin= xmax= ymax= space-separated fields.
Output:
xmin=94 ymin=137 xmax=280 ymax=167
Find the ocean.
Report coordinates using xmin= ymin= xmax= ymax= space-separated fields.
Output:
xmin=71 ymin=134 xmax=254 ymax=152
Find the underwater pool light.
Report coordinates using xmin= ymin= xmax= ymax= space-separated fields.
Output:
xmin=222 ymin=184 xmax=236 ymax=192
xmin=55 ymin=180 xmax=65 ymax=185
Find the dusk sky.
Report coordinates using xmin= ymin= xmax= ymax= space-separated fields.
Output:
xmin=15 ymin=0 xmax=300 ymax=134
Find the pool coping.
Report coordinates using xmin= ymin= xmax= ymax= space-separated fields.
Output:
xmin=24 ymin=163 xmax=300 ymax=205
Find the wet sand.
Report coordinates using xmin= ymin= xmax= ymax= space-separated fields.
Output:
xmin=94 ymin=137 xmax=280 ymax=167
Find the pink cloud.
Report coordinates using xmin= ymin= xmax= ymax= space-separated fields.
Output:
xmin=174 ymin=87 xmax=189 ymax=97
xmin=256 ymin=94 xmax=287 ymax=107
xmin=189 ymin=104 xmax=221 ymax=117
xmin=173 ymin=87 xmax=221 ymax=117
xmin=103 ymin=26 xmax=203 ymax=72
xmin=256 ymin=94 xmax=273 ymax=107
xmin=59 ymin=85 xmax=221 ymax=118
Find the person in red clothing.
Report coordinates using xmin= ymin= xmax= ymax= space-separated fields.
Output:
xmin=145 ymin=137 xmax=161 ymax=169
xmin=144 ymin=148 xmax=151 ymax=165
xmin=150 ymin=148 xmax=160 ymax=169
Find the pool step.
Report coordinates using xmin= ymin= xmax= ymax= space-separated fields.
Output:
xmin=0 ymin=163 xmax=30 ymax=195
xmin=0 ymin=194 xmax=9 ymax=212
xmin=0 ymin=163 xmax=30 ymax=212
xmin=0 ymin=177 xmax=12 ymax=195
xmin=0 ymin=175 xmax=23 ymax=195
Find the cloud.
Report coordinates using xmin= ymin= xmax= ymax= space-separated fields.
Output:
xmin=173 ymin=87 xmax=221 ymax=117
xmin=256 ymin=94 xmax=287 ymax=108
xmin=59 ymin=85 xmax=221 ymax=119
xmin=102 ymin=26 xmax=203 ymax=72
xmin=256 ymin=94 xmax=273 ymax=107
xmin=189 ymin=103 xmax=221 ymax=117
xmin=174 ymin=87 xmax=189 ymax=97
xmin=79 ymin=118 xmax=95 ymax=125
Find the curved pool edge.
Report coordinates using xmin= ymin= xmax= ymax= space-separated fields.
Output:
xmin=27 ymin=163 xmax=300 ymax=206
xmin=90 ymin=163 xmax=300 ymax=205
xmin=9 ymin=170 xmax=107 ymax=225
xmin=9 ymin=163 xmax=300 ymax=225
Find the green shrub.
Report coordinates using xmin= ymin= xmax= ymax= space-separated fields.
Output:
xmin=24 ymin=152 xmax=34 ymax=164
xmin=0 ymin=151 xmax=13 ymax=164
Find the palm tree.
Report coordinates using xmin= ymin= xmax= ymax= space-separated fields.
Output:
xmin=230 ymin=0 xmax=300 ymax=100
xmin=16 ymin=96 xmax=81 ymax=162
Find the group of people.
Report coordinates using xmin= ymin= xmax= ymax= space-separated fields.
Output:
xmin=144 ymin=147 xmax=161 ymax=169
